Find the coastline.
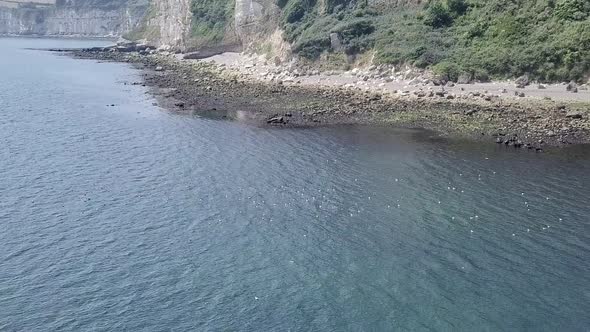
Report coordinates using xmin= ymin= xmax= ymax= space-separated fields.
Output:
xmin=68 ymin=47 xmax=590 ymax=149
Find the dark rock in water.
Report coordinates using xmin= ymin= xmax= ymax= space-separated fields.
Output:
xmin=82 ymin=46 xmax=108 ymax=52
xmin=174 ymin=102 xmax=185 ymax=108
xmin=267 ymin=116 xmax=285 ymax=124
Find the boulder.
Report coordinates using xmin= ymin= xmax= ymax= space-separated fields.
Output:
xmin=157 ymin=44 xmax=172 ymax=52
xmin=566 ymin=81 xmax=578 ymax=92
xmin=267 ymin=116 xmax=285 ymax=124
xmin=115 ymin=44 xmax=136 ymax=52
xmin=515 ymin=75 xmax=529 ymax=88
xmin=565 ymin=111 xmax=583 ymax=119
xmin=330 ymin=33 xmax=343 ymax=51
xmin=457 ymin=73 xmax=473 ymax=84
xmin=273 ymin=56 xmax=282 ymax=66
xmin=514 ymin=91 xmax=525 ymax=97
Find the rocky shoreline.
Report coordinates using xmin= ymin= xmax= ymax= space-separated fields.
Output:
xmin=66 ymin=45 xmax=590 ymax=150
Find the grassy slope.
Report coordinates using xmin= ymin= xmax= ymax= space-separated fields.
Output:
xmin=278 ymin=0 xmax=590 ymax=82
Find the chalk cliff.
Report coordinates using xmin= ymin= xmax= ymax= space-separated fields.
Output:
xmin=0 ymin=0 xmax=147 ymax=36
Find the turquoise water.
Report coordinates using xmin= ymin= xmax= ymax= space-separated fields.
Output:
xmin=1 ymin=38 xmax=590 ymax=331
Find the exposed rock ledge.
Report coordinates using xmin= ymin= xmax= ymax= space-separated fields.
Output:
xmin=66 ymin=43 xmax=590 ymax=150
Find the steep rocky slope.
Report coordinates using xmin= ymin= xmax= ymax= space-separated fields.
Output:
xmin=132 ymin=0 xmax=281 ymax=52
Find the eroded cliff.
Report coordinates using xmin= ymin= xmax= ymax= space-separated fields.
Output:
xmin=0 ymin=0 xmax=147 ymax=36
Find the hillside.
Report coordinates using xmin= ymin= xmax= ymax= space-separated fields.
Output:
xmin=131 ymin=0 xmax=590 ymax=82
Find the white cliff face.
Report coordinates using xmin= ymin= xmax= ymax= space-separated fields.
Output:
xmin=0 ymin=1 xmax=146 ymax=36
xmin=234 ymin=0 xmax=278 ymax=45
xmin=145 ymin=0 xmax=191 ymax=49
xmin=140 ymin=0 xmax=281 ymax=52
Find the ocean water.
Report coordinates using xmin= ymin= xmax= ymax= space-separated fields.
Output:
xmin=1 ymin=38 xmax=589 ymax=331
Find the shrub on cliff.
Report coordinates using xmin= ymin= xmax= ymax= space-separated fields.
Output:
xmin=554 ymin=0 xmax=590 ymax=21
xmin=189 ymin=0 xmax=235 ymax=46
xmin=276 ymin=0 xmax=589 ymax=82
xmin=424 ymin=2 xmax=453 ymax=28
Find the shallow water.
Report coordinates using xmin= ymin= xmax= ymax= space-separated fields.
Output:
xmin=1 ymin=38 xmax=590 ymax=331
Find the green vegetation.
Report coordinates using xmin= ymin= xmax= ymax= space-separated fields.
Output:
xmin=277 ymin=0 xmax=590 ymax=82
xmin=189 ymin=0 xmax=235 ymax=46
